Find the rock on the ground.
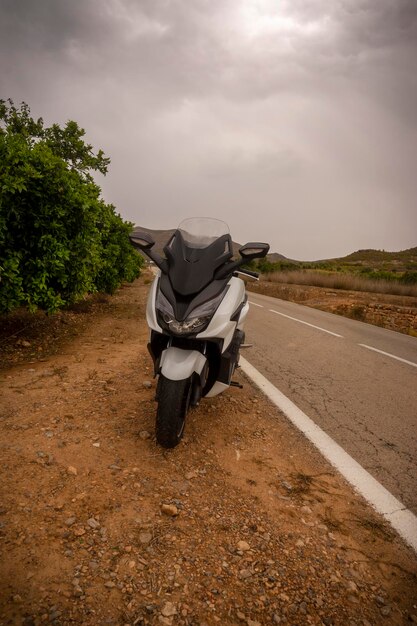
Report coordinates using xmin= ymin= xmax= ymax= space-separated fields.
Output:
xmin=161 ymin=504 xmax=179 ymax=517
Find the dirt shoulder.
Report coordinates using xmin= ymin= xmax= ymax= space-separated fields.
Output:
xmin=1 ymin=276 xmax=416 ymax=626
xmin=247 ymin=281 xmax=417 ymax=337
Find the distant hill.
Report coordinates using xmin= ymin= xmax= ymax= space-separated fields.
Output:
xmin=267 ymin=252 xmax=289 ymax=262
xmin=323 ymin=247 xmax=417 ymax=271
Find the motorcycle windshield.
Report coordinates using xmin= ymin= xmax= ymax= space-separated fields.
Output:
xmin=178 ymin=218 xmax=230 ymax=248
xmin=164 ymin=218 xmax=233 ymax=296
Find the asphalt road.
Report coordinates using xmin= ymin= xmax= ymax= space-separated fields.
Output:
xmin=244 ymin=291 xmax=417 ymax=515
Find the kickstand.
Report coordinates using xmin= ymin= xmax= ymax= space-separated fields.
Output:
xmin=230 ymin=381 xmax=243 ymax=389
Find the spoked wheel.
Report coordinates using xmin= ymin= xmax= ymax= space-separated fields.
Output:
xmin=156 ymin=375 xmax=192 ymax=448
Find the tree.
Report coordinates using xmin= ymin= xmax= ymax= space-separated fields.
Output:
xmin=0 ymin=99 xmax=143 ymax=313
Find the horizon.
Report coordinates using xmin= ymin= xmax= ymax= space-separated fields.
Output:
xmin=134 ymin=223 xmax=417 ymax=262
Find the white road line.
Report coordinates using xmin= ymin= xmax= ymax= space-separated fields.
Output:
xmin=249 ymin=301 xmax=264 ymax=308
xmin=269 ymin=309 xmax=343 ymax=338
xmin=359 ymin=344 xmax=417 ymax=368
xmin=239 ymin=356 xmax=417 ymax=554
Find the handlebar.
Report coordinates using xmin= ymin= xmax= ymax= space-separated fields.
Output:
xmin=233 ymin=269 xmax=259 ymax=280
xmin=240 ymin=269 xmax=259 ymax=278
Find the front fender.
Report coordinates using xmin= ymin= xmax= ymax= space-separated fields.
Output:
xmin=159 ymin=347 xmax=207 ymax=382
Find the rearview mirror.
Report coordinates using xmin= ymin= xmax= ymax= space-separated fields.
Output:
xmin=239 ymin=242 xmax=270 ymax=260
xmin=129 ymin=231 xmax=155 ymax=250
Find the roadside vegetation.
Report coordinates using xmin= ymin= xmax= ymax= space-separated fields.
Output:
xmin=245 ymin=249 xmax=417 ymax=297
xmin=0 ymin=99 xmax=143 ymax=314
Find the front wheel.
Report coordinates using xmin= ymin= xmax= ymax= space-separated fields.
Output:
xmin=156 ymin=375 xmax=192 ymax=448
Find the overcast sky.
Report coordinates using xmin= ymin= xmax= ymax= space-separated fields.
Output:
xmin=1 ymin=0 xmax=416 ymax=259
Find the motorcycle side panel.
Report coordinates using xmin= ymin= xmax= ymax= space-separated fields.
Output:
xmin=159 ymin=347 xmax=207 ymax=381
xmin=237 ymin=301 xmax=249 ymax=330
xmin=146 ymin=273 xmax=163 ymax=333
xmin=197 ymin=277 xmax=245 ymax=352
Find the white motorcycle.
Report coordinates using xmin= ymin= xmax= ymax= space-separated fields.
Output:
xmin=130 ymin=217 xmax=269 ymax=448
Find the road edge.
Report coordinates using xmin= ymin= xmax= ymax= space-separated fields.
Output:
xmin=239 ymin=356 xmax=417 ymax=554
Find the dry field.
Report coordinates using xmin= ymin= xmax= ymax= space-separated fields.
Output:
xmin=0 ymin=274 xmax=416 ymax=625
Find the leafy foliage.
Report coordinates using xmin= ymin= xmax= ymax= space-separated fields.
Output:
xmin=0 ymin=99 xmax=143 ymax=313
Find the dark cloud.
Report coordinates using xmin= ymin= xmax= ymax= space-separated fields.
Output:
xmin=1 ymin=0 xmax=416 ymax=258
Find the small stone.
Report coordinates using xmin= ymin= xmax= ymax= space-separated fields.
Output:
xmin=161 ymin=602 xmax=177 ymax=617
xmin=92 ymin=442 xmax=100 ymax=448
xmin=72 ymin=586 xmax=83 ymax=597
xmin=239 ymin=569 xmax=252 ymax=580
xmin=346 ymin=581 xmax=358 ymax=593
xmin=13 ymin=594 xmax=23 ymax=603
xmin=299 ymin=602 xmax=307 ymax=614
xmin=64 ymin=517 xmax=76 ymax=527
xmin=49 ymin=610 xmax=61 ymax=621
xmin=105 ymin=581 xmax=116 ymax=588
xmin=139 ymin=431 xmax=151 ymax=440
xmin=282 ymin=481 xmax=293 ymax=491
xmin=185 ymin=471 xmax=198 ymax=480
xmin=237 ymin=540 xmax=250 ymax=552
xmin=87 ymin=518 xmax=100 ymax=529
xmin=142 ymin=381 xmax=152 ymax=389
xmin=161 ymin=504 xmax=179 ymax=517
xmin=236 ymin=612 xmax=246 ymax=621
xmin=73 ymin=527 xmax=86 ymax=536
xmin=247 ymin=620 xmax=261 ymax=626
xmin=301 ymin=506 xmax=312 ymax=515
xmin=128 ymin=560 xmax=136 ymax=569
xmin=139 ymin=532 xmax=152 ymax=545
xmin=380 ymin=606 xmax=391 ymax=617
xmin=67 ymin=466 xmax=78 ymax=476
xmin=20 ymin=340 xmax=31 ymax=348
xmin=295 ymin=539 xmax=305 ymax=548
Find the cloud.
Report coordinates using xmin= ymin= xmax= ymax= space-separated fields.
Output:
xmin=1 ymin=0 xmax=416 ymax=258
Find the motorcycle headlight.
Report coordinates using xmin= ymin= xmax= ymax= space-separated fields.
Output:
xmin=156 ymin=287 xmax=228 ymax=335
xmin=166 ymin=315 xmax=211 ymax=335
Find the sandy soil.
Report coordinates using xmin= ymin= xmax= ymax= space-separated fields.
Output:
xmin=1 ymin=275 xmax=416 ymax=626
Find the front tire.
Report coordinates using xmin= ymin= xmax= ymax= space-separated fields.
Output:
xmin=156 ymin=375 xmax=192 ymax=448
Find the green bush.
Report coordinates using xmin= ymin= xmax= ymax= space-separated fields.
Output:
xmin=0 ymin=100 xmax=143 ymax=313
xmin=400 ymin=271 xmax=417 ymax=285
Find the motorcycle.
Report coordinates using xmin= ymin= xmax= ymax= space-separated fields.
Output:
xmin=130 ymin=217 xmax=269 ymax=448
